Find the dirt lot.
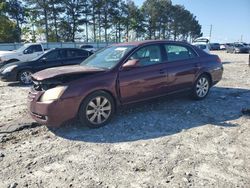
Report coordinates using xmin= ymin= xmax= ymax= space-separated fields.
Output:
xmin=0 ymin=51 xmax=250 ymax=188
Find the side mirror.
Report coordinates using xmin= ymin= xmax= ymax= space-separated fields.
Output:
xmin=23 ymin=49 xmax=33 ymax=54
xmin=122 ymin=59 xmax=140 ymax=70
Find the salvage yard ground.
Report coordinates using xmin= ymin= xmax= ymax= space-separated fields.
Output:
xmin=0 ymin=51 xmax=250 ymax=187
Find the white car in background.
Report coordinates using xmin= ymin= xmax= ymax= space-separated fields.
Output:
xmin=192 ymin=37 xmax=210 ymax=54
xmin=79 ymin=44 xmax=98 ymax=53
xmin=0 ymin=43 xmax=45 ymax=66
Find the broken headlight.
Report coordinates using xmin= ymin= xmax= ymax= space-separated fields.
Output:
xmin=39 ymin=86 xmax=67 ymax=102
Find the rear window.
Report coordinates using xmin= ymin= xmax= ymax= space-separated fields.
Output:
xmin=165 ymin=45 xmax=197 ymax=62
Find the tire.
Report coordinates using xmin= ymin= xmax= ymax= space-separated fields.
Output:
xmin=18 ymin=70 xmax=33 ymax=85
xmin=192 ymin=74 xmax=211 ymax=100
xmin=78 ymin=91 xmax=115 ymax=128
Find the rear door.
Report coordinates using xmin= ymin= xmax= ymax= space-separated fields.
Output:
xmin=164 ymin=44 xmax=200 ymax=93
xmin=118 ymin=44 xmax=168 ymax=103
xmin=62 ymin=49 xmax=90 ymax=65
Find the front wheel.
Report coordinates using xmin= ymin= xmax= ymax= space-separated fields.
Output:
xmin=78 ymin=91 xmax=115 ymax=128
xmin=18 ymin=70 xmax=33 ymax=85
xmin=192 ymin=75 xmax=210 ymax=100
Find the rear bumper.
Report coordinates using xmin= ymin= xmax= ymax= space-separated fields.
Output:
xmin=28 ymin=90 xmax=80 ymax=127
xmin=211 ymin=66 xmax=223 ymax=86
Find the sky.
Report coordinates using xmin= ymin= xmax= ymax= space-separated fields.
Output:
xmin=134 ymin=0 xmax=250 ymax=43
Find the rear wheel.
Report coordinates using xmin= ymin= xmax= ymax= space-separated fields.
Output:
xmin=78 ymin=91 xmax=115 ymax=128
xmin=192 ymin=74 xmax=210 ymax=100
xmin=18 ymin=70 xmax=33 ymax=85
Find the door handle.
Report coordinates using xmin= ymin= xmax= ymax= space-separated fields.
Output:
xmin=159 ymin=69 xmax=165 ymax=74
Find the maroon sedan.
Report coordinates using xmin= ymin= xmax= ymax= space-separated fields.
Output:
xmin=28 ymin=40 xmax=223 ymax=128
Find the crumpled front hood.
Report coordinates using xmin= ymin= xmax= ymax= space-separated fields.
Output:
xmin=32 ymin=65 xmax=106 ymax=81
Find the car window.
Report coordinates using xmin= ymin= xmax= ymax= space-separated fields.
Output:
xmin=33 ymin=45 xmax=43 ymax=52
xmin=165 ymin=45 xmax=196 ymax=62
xmin=81 ymin=45 xmax=135 ymax=69
xmin=43 ymin=50 xmax=60 ymax=60
xmin=234 ymin=44 xmax=243 ymax=47
xmin=81 ymin=45 xmax=93 ymax=48
xmin=66 ymin=49 xmax=88 ymax=58
xmin=27 ymin=45 xmax=43 ymax=53
xmin=129 ymin=45 xmax=162 ymax=66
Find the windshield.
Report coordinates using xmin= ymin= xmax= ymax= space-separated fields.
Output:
xmin=16 ymin=44 xmax=29 ymax=52
xmin=81 ymin=45 xmax=135 ymax=69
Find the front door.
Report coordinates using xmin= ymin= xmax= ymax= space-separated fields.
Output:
xmin=35 ymin=50 xmax=63 ymax=72
xmin=118 ymin=44 xmax=168 ymax=104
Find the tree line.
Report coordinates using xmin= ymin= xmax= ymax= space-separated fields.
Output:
xmin=0 ymin=0 xmax=202 ymax=43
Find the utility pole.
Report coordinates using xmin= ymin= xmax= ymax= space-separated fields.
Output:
xmin=209 ymin=24 xmax=212 ymax=41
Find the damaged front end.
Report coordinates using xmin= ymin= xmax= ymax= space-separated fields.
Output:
xmin=32 ymin=73 xmax=91 ymax=92
xmin=28 ymin=74 xmax=90 ymax=126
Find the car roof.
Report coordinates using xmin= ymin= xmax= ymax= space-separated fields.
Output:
xmin=49 ymin=48 xmax=86 ymax=50
xmin=113 ymin=40 xmax=190 ymax=47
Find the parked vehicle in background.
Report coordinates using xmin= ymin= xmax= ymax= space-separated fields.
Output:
xmin=226 ymin=43 xmax=249 ymax=53
xmin=0 ymin=48 xmax=93 ymax=85
xmin=239 ymin=42 xmax=250 ymax=52
xmin=192 ymin=43 xmax=210 ymax=54
xmin=192 ymin=37 xmax=210 ymax=54
xmin=220 ymin=44 xmax=226 ymax=50
xmin=80 ymin=44 xmax=98 ymax=53
xmin=209 ymin=43 xmax=220 ymax=50
xmin=0 ymin=43 xmax=44 ymax=67
xmin=28 ymin=40 xmax=223 ymax=128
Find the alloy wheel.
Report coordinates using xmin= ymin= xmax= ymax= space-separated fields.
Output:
xmin=20 ymin=71 xmax=32 ymax=84
xmin=196 ymin=77 xmax=209 ymax=98
xmin=85 ymin=96 xmax=112 ymax=125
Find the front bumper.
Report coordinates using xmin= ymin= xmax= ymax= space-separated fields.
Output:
xmin=0 ymin=71 xmax=16 ymax=82
xmin=28 ymin=89 xmax=81 ymax=127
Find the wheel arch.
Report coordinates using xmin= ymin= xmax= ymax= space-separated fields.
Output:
xmin=78 ymin=89 xmax=118 ymax=113
xmin=195 ymin=71 xmax=213 ymax=86
xmin=200 ymin=72 xmax=212 ymax=86
xmin=7 ymin=58 xmax=20 ymax=63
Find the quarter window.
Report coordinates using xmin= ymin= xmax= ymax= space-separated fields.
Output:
xmin=165 ymin=45 xmax=197 ymax=62
xmin=129 ymin=45 xmax=162 ymax=66
xmin=27 ymin=45 xmax=43 ymax=53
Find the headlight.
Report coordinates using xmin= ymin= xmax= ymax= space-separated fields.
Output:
xmin=39 ymin=86 xmax=67 ymax=102
xmin=2 ymin=65 xmax=17 ymax=74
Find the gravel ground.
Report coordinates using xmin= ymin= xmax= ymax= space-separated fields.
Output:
xmin=0 ymin=51 xmax=250 ymax=188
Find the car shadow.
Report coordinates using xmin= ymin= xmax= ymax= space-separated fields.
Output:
xmin=50 ymin=86 xmax=250 ymax=143
xmin=222 ymin=61 xmax=232 ymax=65
xmin=7 ymin=82 xmax=31 ymax=87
